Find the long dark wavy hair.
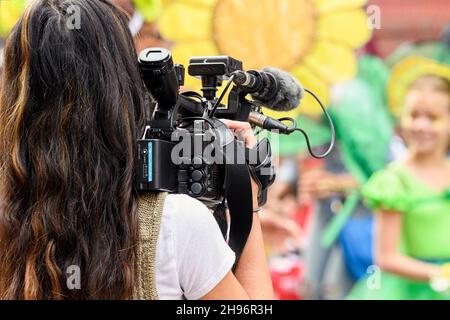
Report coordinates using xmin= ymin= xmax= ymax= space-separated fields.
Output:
xmin=0 ymin=0 xmax=146 ymax=299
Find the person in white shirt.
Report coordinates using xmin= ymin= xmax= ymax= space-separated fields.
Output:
xmin=0 ymin=0 xmax=272 ymax=300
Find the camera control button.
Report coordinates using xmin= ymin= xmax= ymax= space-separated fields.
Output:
xmin=191 ymin=170 xmax=203 ymax=182
xmin=190 ymin=182 xmax=204 ymax=195
xmin=192 ymin=157 xmax=203 ymax=169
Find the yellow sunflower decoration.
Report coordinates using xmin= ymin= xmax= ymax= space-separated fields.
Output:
xmin=0 ymin=0 xmax=26 ymax=38
xmin=157 ymin=0 xmax=372 ymax=116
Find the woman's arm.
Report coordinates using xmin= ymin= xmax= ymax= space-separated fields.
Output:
xmin=200 ymin=182 xmax=274 ymax=300
xmin=231 ymin=181 xmax=274 ymax=299
xmin=200 ymin=216 xmax=273 ymax=300
xmin=375 ymin=209 xmax=440 ymax=282
xmin=200 ymin=120 xmax=274 ymax=300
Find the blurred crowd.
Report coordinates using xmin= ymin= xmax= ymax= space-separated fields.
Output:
xmin=262 ymin=25 xmax=450 ymax=299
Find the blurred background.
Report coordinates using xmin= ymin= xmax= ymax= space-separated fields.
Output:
xmin=1 ymin=0 xmax=449 ymax=299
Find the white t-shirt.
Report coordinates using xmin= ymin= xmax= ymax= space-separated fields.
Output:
xmin=155 ymin=194 xmax=236 ymax=300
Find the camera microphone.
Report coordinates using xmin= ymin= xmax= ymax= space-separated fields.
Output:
xmin=232 ymin=67 xmax=304 ymax=111
xmin=232 ymin=67 xmax=305 ymax=133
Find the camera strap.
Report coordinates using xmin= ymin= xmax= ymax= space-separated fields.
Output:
xmin=222 ymin=153 xmax=254 ymax=269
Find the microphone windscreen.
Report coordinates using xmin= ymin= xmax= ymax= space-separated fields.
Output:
xmin=256 ymin=67 xmax=304 ymax=111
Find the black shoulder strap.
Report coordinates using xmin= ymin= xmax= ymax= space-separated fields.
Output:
xmin=224 ymin=154 xmax=254 ymax=269
xmin=212 ymin=140 xmax=254 ymax=269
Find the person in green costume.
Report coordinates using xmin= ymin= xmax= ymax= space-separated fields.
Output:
xmin=348 ymin=57 xmax=450 ymax=300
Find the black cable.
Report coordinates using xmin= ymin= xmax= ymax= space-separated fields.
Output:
xmin=277 ymin=117 xmax=297 ymax=131
xmin=286 ymin=88 xmax=335 ymax=159
xmin=184 ymin=78 xmax=335 ymax=159
xmin=209 ymin=74 xmax=236 ymax=117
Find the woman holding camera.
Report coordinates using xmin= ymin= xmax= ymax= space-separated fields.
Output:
xmin=0 ymin=0 xmax=273 ymax=300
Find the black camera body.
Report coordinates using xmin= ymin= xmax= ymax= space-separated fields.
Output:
xmin=135 ymin=48 xmax=266 ymax=207
xmin=134 ymin=47 xmax=333 ymax=260
xmin=135 ymin=122 xmax=233 ymax=207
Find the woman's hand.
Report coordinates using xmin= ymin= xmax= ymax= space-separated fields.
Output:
xmin=219 ymin=119 xmax=260 ymax=208
xmin=219 ymin=119 xmax=257 ymax=148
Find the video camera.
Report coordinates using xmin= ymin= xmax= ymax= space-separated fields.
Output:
xmin=134 ymin=48 xmax=334 ymax=261
xmin=135 ymin=48 xmax=277 ymax=208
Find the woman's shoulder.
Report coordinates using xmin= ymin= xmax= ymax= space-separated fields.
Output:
xmin=163 ymin=194 xmax=215 ymax=228
xmin=160 ymin=194 xmax=235 ymax=300
xmin=161 ymin=194 xmax=229 ymax=252
xmin=137 ymin=192 xmax=212 ymax=231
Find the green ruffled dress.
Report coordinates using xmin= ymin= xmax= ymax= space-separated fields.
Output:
xmin=348 ymin=162 xmax=450 ymax=300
